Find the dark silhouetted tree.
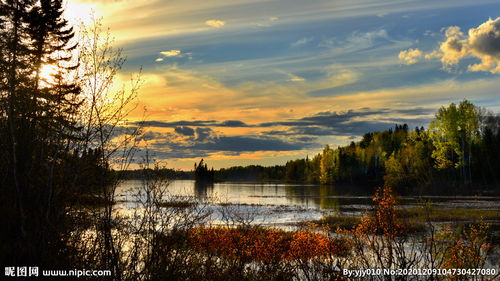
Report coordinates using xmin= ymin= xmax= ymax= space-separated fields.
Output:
xmin=0 ymin=0 xmax=84 ymax=267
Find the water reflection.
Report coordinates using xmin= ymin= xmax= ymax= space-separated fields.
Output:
xmin=117 ymin=180 xmax=357 ymax=210
xmin=281 ymin=185 xmax=340 ymax=210
xmin=194 ymin=181 xmax=214 ymax=200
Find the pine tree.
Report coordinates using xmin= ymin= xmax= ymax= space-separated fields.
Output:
xmin=0 ymin=0 xmax=82 ymax=266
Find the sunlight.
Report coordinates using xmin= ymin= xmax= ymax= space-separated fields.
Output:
xmin=63 ymin=0 xmax=99 ymax=26
xmin=39 ymin=64 xmax=59 ymax=87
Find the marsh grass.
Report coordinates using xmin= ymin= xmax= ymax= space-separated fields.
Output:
xmin=401 ymin=207 xmax=500 ymax=222
xmin=158 ymin=200 xmax=197 ymax=208
xmin=311 ymin=206 xmax=499 ymax=234
xmin=311 ymin=213 xmax=426 ymax=233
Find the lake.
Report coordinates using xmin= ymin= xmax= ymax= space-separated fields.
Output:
xmin=115 ymin=180 xmax=500 ymax=227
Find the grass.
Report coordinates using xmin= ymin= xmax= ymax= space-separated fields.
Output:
xmin=307 ymin=207 xmax=499 ymax=233
xmin=401 ymin=207 xmax=500 ymax=222
xmin=158 ymin=201 xmax=196 ymax=208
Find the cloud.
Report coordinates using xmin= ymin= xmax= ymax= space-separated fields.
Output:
xmin=264 ymin=126 xmax=336 ymax=136
xmin=129 ymin=104 xmax=439 ymax=164
xmin=160 ymin=50 xmax=182 ymax=57
xmin=135 ymin=106 xmax=435 ymax=151
xmin=260 ymin=107 xmax=431 ymax=136
xmin=219 ymin=120 xmax=249 ymax=127
xmin=138 ymin=119 xmax=250 ymax=128
xmin=403 ymin=17 xmax=500 ymax=73
xmin=139 ymin=107 xmax=433 ymax=140
xmin=261 ymin=109 xmax=377 ymax=127
xmin=319 ymin=29 xmax=389 ymax=51
xmin=205 ymin=19 xmax=226 ymax=28
xmin=398 ymin=48 xmax=422 ymax=65
xmin=174 ymin=126 xmax=195 ymax=136
xmin=346 ymin=29 xmax=388 ymax=49
xmin=307 ymin=67 xmax=359 ymax=96
xmin=318 ymin=38 xmax=335 ymax=48
xmin=155 ymin=58 xmax=164 ymax=62
xmin=195 ymin=136 xmax=315 ymax=152
xmin=141 ymin=130 xmax=318 ymax=159
xmin=393 ymin=107 xmax=435 ymax=115
xmin=287 ymin=74 xmax=305 ymax=82
xmin=137 ymin=131 xmax=164 ymax=141
xmin=424 ymin=50 xmax=441 ymax=60
xmin=195 ymin=127 xmax=214 ymax=141
xmin=465 ymin=18 xmax=500 ymax=73
xmin=329 ymin=68 xmax=358 ymax=87
xmin=291 ymin=37 xmax=314 ymax=48
xmin=140 ymin=120 xmax=216 ymax=127
xmin=439 ymin=26 xmax=468 ymax=67
xmin=424 ymin=30 xmax=438 ymax=37
xmin=255 ymin=16 xmax=280 ymax=27
xmin=146 ymin=106 xmax=431 ymax=144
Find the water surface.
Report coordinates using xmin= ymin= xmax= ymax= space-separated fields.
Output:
xmin=115 ymin=180 xmax=499 ymax=226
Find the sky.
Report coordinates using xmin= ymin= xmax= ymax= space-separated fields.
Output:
xmin=65 ymin=0 xmax=500 ymax=170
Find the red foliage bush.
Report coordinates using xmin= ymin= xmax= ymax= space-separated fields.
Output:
xmin=188 ymin=226 xmax=349 ymax=263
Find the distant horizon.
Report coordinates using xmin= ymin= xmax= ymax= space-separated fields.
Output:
xmin=66 ymin=0 xmax=500 ymax=170
xmin=124 ymin=118 xmax=429 ymax=171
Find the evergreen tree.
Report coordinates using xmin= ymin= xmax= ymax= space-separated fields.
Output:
xmin=194 ymin=159 xmax=215 ymax=183
xmin=0 ymin=0 xmax=82 ymax=266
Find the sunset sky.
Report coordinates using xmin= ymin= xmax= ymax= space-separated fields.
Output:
xmin=66 ymin=0 xmax=500 ymax=170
